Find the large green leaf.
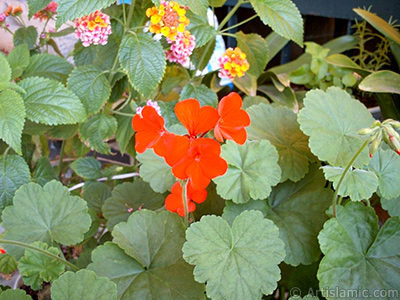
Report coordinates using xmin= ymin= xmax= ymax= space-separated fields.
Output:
xmin=79 ymin=112 xmax=117 ymax=154
xmin=186 ymin=11 xmax=216 ymax=48
xmin=236 ymin=31 xmax=269 ymax=78
xmin=19 ymin=77 xmax=86 ymax=125
xmin=7 ymin=44 xmax=30 ymax=80
xmin=322 ymin=166 xmax=378 ymax=201
xmin=102 ymin=180 xmax=165 ymax=230
xmin=0 ymin=290 xmax=32 ymax=300
xmin=67 ymin=66 xmax=111 ymax=115
xmin=249 ymin=0 xmax=303 ymax=47
xmin=136 ymin=149 xmax=176 ymax=193
xmin=233 ymin=73 xmax=257 ymax=96
xmin=51 ymin=269 xmax=117 ymax=300
xmin=56 ymin=0 xmax=116 ymax=28
xmin=13 ymin=26 xmax=38 ymax=49
xmin=27 ymin=0 xmax=52 ymax=18
xmin=0 ymin=54 xmax=11 ymax=83
xmin=119 ymin=34 xmax=166 ymax=98
xmin=179 ymin=83 xmax=218 ymax=107
xmin=298 ymin=87 xmax=374 ymax=168
xmin=359 ymin=70 xmax=400 ymax=95
xmin=0 ymin=155 xmax=30 ymax=213
xmin=368 ymin=148 xmax=400 ymax=199
xmin=32 ymin=157 xmax=58 ymax=187
xmin=0 ymin=89 xmax=26 ymax=155
xmin=82 ymin=181 xmax=111 ymax=214
xmin=183 ymin=210 xmax=285 ymax=299
xmin=70 ymin=157 xmax=103 ymax=180
xmin=213 ymin=140 xmax=281 ymax=203
xmin=381 ymin=196 xmax=400 ymax=217
xmin=247 ymin=104 xmax=315 ymax=182
xmin=317 ymin=202 xmax=400 ymax=300
xmin=2 ymin=181 xmax=91 ymax=258
xmin=88 ymin=211 xmax=205 ymax=299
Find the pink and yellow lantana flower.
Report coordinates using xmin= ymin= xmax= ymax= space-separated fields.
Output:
xmin=218 ymin=47 xmax=250 ymax=79
xmin=74 ymin=10 xmax=112 ymax=47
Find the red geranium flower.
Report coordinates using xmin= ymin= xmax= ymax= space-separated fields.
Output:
xmin=165 ymin=181 xmax=207 ymax=216
xmin=214 ymin=92 xmax=251 ymax=145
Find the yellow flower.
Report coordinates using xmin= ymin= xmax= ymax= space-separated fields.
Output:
xmin=218 ymin=47 xmax=250 ymax=79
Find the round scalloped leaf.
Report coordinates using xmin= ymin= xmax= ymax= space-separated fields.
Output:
xmin=183 ymin=210 xmax=285 ymax=300
xmin=2 ymin=180 xmax=91 ymax=259
xmin=213 ymin=140 xmax=281 ymax=203
xmin=179 ymin=83 xmax=218 ymax=108
xmin=381 ymin=196 xmax=400 ymax=217
xmin=322 ymin=166 xmax=378 ymax=201
xmin=51 ymin=269 xmax=117 ymax=300
xmin=247 ymin=104 xmax=315 ymax=182
xmin=368 ymin=148 xmax=400 ymax=199
xmin=82 ymin=181 xmax=111 ymax=214
xmin=0 ymin=289 xmax=32 ymax=300
xmin=119 ymin=34 xmax=166 ymax=98
xmin=298 ymin=87 xmax=374 ymax=168
xmin=317 ymin=202 xmax=400 ymax=299
xmin=19 ymin=77 xmax=86 ymax=125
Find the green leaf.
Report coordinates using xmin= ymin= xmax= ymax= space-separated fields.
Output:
xmin=178 ymin=0 xmax=208 ymax=17
xmin=32 ymin=157 xmax=58 ymax=187
xmin=13 ymin=26 xmax=38 ymax=49
xmin=233 ymin=73 xmax=257 ymax=96
xmin=82 ymin=181 xmax=111 ymax=214
xmin=359 ymin=70 xmax=400 ymax=94
xmin=23 ymin=54 xmax=74 ymax=84
xmin=27 ymin=0 xmax=52 ymax=18
xmin=242 ymin=95 xmax=269 ymax=109
xmin=0 ymin=155 xmax=30 ymax=214
xmin=249 ymin=0 xmax=303 ymax=47
xmin=79 ymin=112 xmax=117 ymax=154
xmin=0 ymin=54 xmax=11 ymax=83
xmin=51 ymin=269 xmax=117 ymax=300
xmin=258 ymin=84 xmax=297 ymax=110
xmin=56 ymin=0 xmax=116 ymax=28
xmin=115 ymin=106 xmax=134 ymax=154
xmin=381 ymin=196 xmax=400 ymax=217
xmin=102 ymin=180 xmax=165 ymax=230
xmin=191 ymin=39 xmax=216 ymax=71
xmin=247 ymin=104 xmax=315 ymax=182
xmin=67 ymin=66 xmax=111 ymax=115
xmin=209 ymin=0 xmax=226 ymax=7
xmin=186 ymin=11 xmax=216 ymax=48
xmin=179 ymin=83 xmax=218 ymax=107
xmin=88 ymin=211 xmax=205 ymax=299
xmin=136 ymin=149 xmax=176 ymax=193
xmin=183 ymin=210 xmax=285 ymax=299
xmin=193 ymin=182 xmax=225 ymax=220
xmin=19 ymin=77 xmax=86 ymax=125
xmin=265 ymin=31 xmax=289 ymax=61
xmin=213 ymin=140 xmax=281 ymax=203
xmin=0 ymin=254 xmax=17 ymax=274
xmin=0 ymin=89 xmax=26 ymax=155
xmin=119 ymin=33 xmax=166 ymax=98
xmin=368 ymin=148 xmax=400 ymax=199
xmin=236 ymin=31 xmax=269 ymax=78
xmin=0 ymin=290 xmax=32 ymax=300
xmin=7 ymin=44 xmax=30 ymax=80
xmin=18 ymin=241 xmax=65 ymax=290
xmin=317 ymin=202 xmax=400 ymax=299
xmin=0 ymin=82 xmax=26 ymax=94
xmin=325 ymin=54 xmax=370 ymax=76
xmin=70 ymin=157 xmax=103 ymax=180
xmin=298 ymin=87 xmax=374 ymax=168
xmin=48 ymin=124 xmax=79 ymax=140
xmin=2 ymin=181 xmax=91 ymax=259
xmin=322 ymin=166 xmax=378 ymax=201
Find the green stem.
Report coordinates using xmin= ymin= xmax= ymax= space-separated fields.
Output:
xmin=105 ymin=106 xmax=135 ymax=117
xmin=0 ymin=239 xmax=79 ymax=271
xmin=217 ymin=0 xmax=243 ymax=32
xmin=279 ymin=286 xmax=285 ymax=300
xmin=126 ymin=0 xmax=136 ymax=29
xmin=332 ymin=140 xmax=368 ymax=217
xmin=58 ymin=140 xmax=66 ymax=179
xmin=122 ymin=0 xmax=127 ymax=26
xmin=108 ymin=52 xmax=121 ymax=82
xmin=220 ymin=14 xmax=258 ymax=33
xmin=181 ymin=180 xmax=189 ymax=229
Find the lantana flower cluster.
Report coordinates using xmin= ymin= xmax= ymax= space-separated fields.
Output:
xmin=0 ymin=5 xmax=23 ymax=28
xmin=132 ymin=92 xmax=251 ymax=217
xmin=33 ymin=1 xmax=58 ymax=21
xmin=74 ymin=10 xmax=112 ymax=47
xmin=218 ymin=47 xmax=250 ymax=79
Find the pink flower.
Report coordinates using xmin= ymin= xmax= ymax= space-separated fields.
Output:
xmin=74 ymin=11 xmax=112 ymax=47
xmin=165 ymin=30 xmax=196 ymax=66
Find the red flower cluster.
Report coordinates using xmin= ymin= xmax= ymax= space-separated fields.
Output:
xmin=132 ymin=92 xmax=250 ymax=216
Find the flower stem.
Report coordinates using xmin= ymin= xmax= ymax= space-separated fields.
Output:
xmin=219 ymin=14 xmax=258 ymax=33
xmin=181 ymin=180 xmax=189 ymax=229
xmin=58 ymin=139 xmax=66 ymax=179
xmin=126 ymin=0 xmax=136 ymax=29
xmin=217 ymin=0 xmax=243 ymax=31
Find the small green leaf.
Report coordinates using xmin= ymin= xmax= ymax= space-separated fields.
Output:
xmin=249 ymin=0 xmax=303 ymax=46
xmin=102 ymin=180 xmax=165 ymax=230
xmin=186 ymin=11 xmax=216 ymax=48
xmin=13 ymin=26 xmax=38 ymax=49
xmin=79 ymin=112 xmax=117 ymax=154
xmin=27 ymin=0 xmax=52 ymax=18
xmin=213 ymin=140 xmax=281 ymax=203
xmin=115 ymin=106 xmax=135 ymax=154
xmin=0 ymin=289 xmax=32 ymax=300
xmin=0 ymin=54 xmax=11 ymax=82
xmin=119 ymin=34 xmax=166 ymax=98
xmin=233 ymin=73 xmax=257 ymax=96
xmin=178 ymin=0 xmax=208 ymax=17
xmin=7 ymin=44 xmax=30 ymax=80
xmin=183 ymin=210 xmax=285 ymax=300
xmin=19 ymin=77 xmax=86 ymax=125
xmin=82 ymin=181 xmax=111 ymax=214
xmin=179 ymin=83 xmax=218 ymax=107
xmin=325 ymin=54 xmax=369 ymax=76
xmin=51 ymin=269 xmax=117 ymax=300
xmin=0 ymin=254 xmax=17 ymax=274
xmin=298 ymin=87 xmax=374 ymax=168
xmin=359 ymin=70 xmax=400 ymax=94
xmin=32 ymin=157 xmax=58 ymax=187
xmin=70 ymin=157 xmax=103 ymax=180
xmin=381 ymin=196 xmax=400 ymax=217
xmin=18 ymin=241 xmax=65 ymax=290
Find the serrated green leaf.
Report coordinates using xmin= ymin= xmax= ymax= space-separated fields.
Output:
xmin=368 ymin=148 xmax=400 ymax=199
xmin=82 ymin=181 xmax=111 ymax=214
xmin=13 ymin=26 xmax=38 ymax=49
xmin=67 ymin=66 xmax=111 ymax=115
xmin=178 ymin=0 xmax=208 ymax=17
xmin=7 ymin=44 xmax=30 ymax=80
xmin=186 ymin=11 xmax=216 ymax=48
xmin=51 ymin=269 xmax=117 ymax=300
xmin=48 ymin=124 xmax=79 ymax=140
xmin=179 ymin=83 xmax=218 ymax=107
xmin=136 ymin=149 xmax=176 ymax=193
xmin=19 ymin=241 xmax=65 ymax=290
xmin=2 ymin=181 xmax=91 ymax=259
xmin=70 ymin=157 xmax=103 ymax=180
xmin=88 ymin=211 xmax=205 ymax=300
xmin=322 ymin=166 xmax=378 ymax=201
xmin=0 ymin=289 xmax=32 ymax=300
xmin=0 ymin=54 xmax=11 ymax=83
xmin=32 ymin=157 xmax=58 ymax=187
xmin=23 ymin=54 xmax=73 ymax=84
xmin=359 ymin=70 xmax=400 ymax=94
xmin=0 ymin=89 xmax=26 ymax=155
xmin=249 ymin=0 xmax=303 ymax=47
xmin=213 ymin=140 xmax=281 ymax=203
xmin=298 ymin=87 xmax=374 ymax=168
xmin=0 ymin=155 xmax=30 ymax=214
xmin=119 ymin=34 xmax=166 ymax=98
xmin=247 ymin=104 xmax=315 ymax=182
xmin=0 ymin=254 xmax=17 ymax=274
xmin=102 ymin=180 xmax=165 ymax=229
xmin=381 ymin=196 xmax=400 ymax=217
xmin=183 ymin=210 xmax=285 ymax=300
xmin=0 ymin=82 xmax=26 ymax=94
xmin=115 ymin=106 xmax=135 ymax=154
xmin=317 ymin=202 xmax=400 ymax=300
xmin=27 ymin=0 xmax=52 ymax=18
xmin=79 ymin=112 xmax=117 ymax=154
xmin=236 ymin=31 xmax=269 ymax=78
xmin=56 ymin=0 xmax=116 ymax=28
xmin=19 ymin=77 xmax=86 ymax=125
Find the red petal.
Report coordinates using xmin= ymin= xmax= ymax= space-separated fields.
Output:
xmin=135 ymin=131 xmax=161 ymax=153
xmin=163 ymin=135 xmax=191 ymax=167
xmin=187 ymin=162 xmax=210 ymax=190
xmin=218 ymin=92 xmax=243 ymax=116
